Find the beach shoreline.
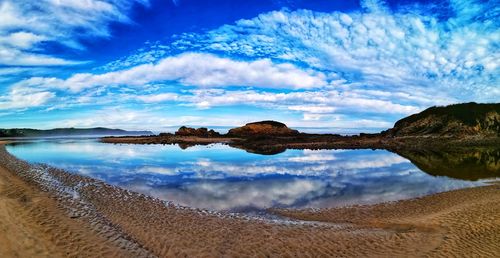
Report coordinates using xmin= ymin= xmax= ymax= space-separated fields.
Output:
xmin=0 ymin=143 xmax=499 ymax=257
xmin=0 ymin=144 xmax=151 ymax=257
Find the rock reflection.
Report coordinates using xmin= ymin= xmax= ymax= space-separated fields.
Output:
xmin=394 ymin=147 xmax=500 ymax=181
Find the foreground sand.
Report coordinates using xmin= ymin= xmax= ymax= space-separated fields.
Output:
xmin=0 ymin=143 xmax=498 ymax=257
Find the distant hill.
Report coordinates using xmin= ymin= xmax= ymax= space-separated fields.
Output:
xmin=0 ymin=127 xmax=153 ymax=138
xmin=384 ymin=102 xmax=499 ymax=137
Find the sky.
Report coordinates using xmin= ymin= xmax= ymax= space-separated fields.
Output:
xmin=0 ymin=0 xmax=498 ymax=133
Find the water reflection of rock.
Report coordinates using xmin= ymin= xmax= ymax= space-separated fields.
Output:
xmin=175 ymin=142 xmax=287 ymax=154
xmin=394 ymin=147 xmax=500 ymax=181
xmin=228 ymin=143 xmax=287 ymax=155
xmin=177 ymin=143 xmax=196 ymax=150
xmin=224 ymin=143 xmax=500 ymax=181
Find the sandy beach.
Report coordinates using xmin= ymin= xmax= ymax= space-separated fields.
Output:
xmin=0 ymin=161 xmax=148 ymax=257
xmin=0 ymin=142 xmax=498 ymax=257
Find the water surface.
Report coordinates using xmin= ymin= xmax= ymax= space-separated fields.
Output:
xmin=6 ymin=139 xmax=495 ymax=212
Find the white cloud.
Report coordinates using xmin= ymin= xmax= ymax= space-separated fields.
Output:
xmin=172 ymin=0 xmax=499 ymax=102
xmin=14 ymin=53 xmax=328 ymax=91
xmin=137 ymin=93 xmax=179 ymax=103
xmin=99 ymin=42 xmax=171 ymax=71
xmin=0 ymin=0 xmax=148 ymax=66
xmin=302 ymin=113 xmax=327 ymax=121
xmin=0 ymin=67 xmax=58 ymax=87
xmin=0 ymin=31 xmax=46 ymax=49
xmin=0 ymin=87 xmax=54 ymax=109
xmin=288 ymin=105 xmax=336 ymax=114
xmin=132 ymin=87 xmax=420 ymax=117
xmin=0 ymin=48 xmax=84 ymax=66
xmin=177 ymin=89 xmax=421 ymax=115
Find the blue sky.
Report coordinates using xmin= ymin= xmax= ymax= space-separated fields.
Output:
xmin=0 ymin=0 xmax=498 ymax=133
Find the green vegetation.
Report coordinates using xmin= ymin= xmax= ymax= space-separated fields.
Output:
xmin=396 ymin=102 xmax=500 ymax=127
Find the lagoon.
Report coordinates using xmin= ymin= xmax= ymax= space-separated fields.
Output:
xmin=6 ymin=138 xmax=492 ymax=212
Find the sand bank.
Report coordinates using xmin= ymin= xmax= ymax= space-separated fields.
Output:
xmin=0 ymin=143 xmax=498 ymax=257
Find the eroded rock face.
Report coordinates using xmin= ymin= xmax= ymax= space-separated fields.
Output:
xmin=227 ymin=121 xmax=299 ymax=137
xmin=384 ymin=103 xmax=500 ymax=138
xmin=174 ymin=126 xmax=220 ymax=137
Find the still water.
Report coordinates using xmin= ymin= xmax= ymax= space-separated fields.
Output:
xmin=6 ymin=139 xmax=496 ymax=212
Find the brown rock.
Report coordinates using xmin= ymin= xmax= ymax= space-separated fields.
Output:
xmin=227 ymin=121 xmax=299 ymax=137
xmin=174 ymin=126 xmax=221 ymax=138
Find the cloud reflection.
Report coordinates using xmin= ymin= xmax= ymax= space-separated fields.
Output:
xmin=7 ymin=141 xmax=486 ymax=211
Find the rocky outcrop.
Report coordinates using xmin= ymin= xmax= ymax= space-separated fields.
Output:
xmin=384 ymin=103 xmax=499 ymax=138
xmin=174 ymin=126 xmax=220 ymax=138
xmin=227 ymin=121 xmax=299 ymax=137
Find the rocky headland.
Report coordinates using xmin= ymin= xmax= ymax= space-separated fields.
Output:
xmin=382 ymin=102 xmax=499 ymax=138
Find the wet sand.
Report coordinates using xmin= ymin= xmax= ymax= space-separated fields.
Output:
xmin=0 ymin=157 xmax=149 ymax=257
xmin=0 ymin=142 xmax=499 ymax=257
